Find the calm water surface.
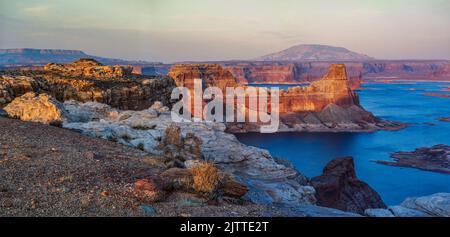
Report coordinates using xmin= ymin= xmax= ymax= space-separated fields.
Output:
xmin=236 ymin=81 xmax=450 ymax=205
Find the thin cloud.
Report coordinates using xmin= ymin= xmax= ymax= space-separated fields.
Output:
xmin=21 ymin=5 xmax=51 ymax=16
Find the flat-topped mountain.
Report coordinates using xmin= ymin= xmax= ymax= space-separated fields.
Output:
xmin=0 ymin=48 xmax=151 ymax=66
xmin=255 ymin=44 xmax=374 ymax=61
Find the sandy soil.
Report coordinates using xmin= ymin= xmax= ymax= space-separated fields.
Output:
xmin=0 ymin=117 xmax=267 ymax=217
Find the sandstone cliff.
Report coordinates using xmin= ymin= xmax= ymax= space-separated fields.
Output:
xmin=166 ymin=63 xmax=403 ymax=132
xmin=278 ymin=64 xmax=359 ymax=113
xmin=168 ymin=64 xmax=239 ymax=91
xmin=222 ymin=61 xmax=450 ymax=85
xmin=227 ymin=64 xmax=404 ymax=132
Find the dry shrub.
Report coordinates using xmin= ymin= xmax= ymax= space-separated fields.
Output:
xmin=191 ymin=162 xmax=220 ymax=194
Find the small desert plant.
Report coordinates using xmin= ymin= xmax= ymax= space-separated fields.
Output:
xmin=191 ymin=162 xmax=220 ymax=195
xmin=137 ymin=143 xmax=145 ymax=151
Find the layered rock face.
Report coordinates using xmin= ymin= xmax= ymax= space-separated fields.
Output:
xmin=167 ymin=63 xmax=403 ymax=132
xmin=278 ymin=64 xmax=359 ymax=113
xmin=222 ymin=60 xmax=450 ymax=85
xmin=311 ymin=157 xmax=387 ymax=214
xmin=228 ymin=64 xmax=403 ymax=132
xmin=0 ymin=60 xmax=177 ymax=110
xmin=168 ymin=64 xmax=239 ymax=91
xmin=44 ymin=58 xmax=133 ymax=79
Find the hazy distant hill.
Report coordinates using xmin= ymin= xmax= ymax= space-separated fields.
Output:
xmin=0 ymin=48 xmax=152 ymax=65
xmin=255 ymin=44 xmax=374 ymax=61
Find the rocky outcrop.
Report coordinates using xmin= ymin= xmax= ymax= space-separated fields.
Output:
xmin=44 ymin=58 xmax=134 ymax=79
xmin=227 ymin=64 xmax=405 ymax=133
xmin=4 ymin=92 xmax=68 ymax=125
xmin=375 ymin=144 xmax=450 ymax=174
xmin=61 ymin=100 xmax=316 ymax=205
xmin=365 ymin=193 xmax=450 ymax=217
xmin=311 ymin=157 xmax=386 ymax=214
xmin=439 ymin=117 xmax=450 ymax=122
xmin=0 ymin=62 xmax=177 ymax=110
xmin=168 ymin=64 xmax=239 ymax=91
xmin=0 ymin=75 xmax=38 ymax=104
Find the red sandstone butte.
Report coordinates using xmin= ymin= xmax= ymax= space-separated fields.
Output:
xmin=278 ymin=64 xmax=359 ymax=113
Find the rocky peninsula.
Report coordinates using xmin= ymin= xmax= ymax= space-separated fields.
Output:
xmin=168 ymin=63 xmax=405 ymax=132
xmin=375 ymin=145 xmax=450 ymax=174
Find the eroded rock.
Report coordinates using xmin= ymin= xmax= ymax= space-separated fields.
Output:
xmin=4 ymin=92 xmax=68 ymax=125
xmin=61 ymin=101 xmax=315 ymax=205
xmin=375 ymin=144 xmax=450 ymax=174
xmin=311 ymin=157 xmax=386 ymax=214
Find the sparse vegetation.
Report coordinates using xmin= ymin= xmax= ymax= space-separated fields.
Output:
xmin=137 ymin=143 xmax=145 ymax=151
xmin=191 ymin=162 xmax=220 ymax=195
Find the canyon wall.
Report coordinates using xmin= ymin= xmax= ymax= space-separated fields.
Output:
xmin=221 ymin=60 xmax=450 ymax=85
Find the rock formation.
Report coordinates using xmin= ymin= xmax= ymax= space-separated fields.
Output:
xmin=44 ymin=58 xmax=133 ymax=79
xmin=311 ymin=157 xmax=386 ymax=214
xmin=0 ymin=60 xmax=177 ymax=110
xmin=168 ymin=64 xmax=239 ymax=91
xmin=166 ymin=63 xmax=404 ymax=132
xmin=222 ymin=60 xmax=450 ymax=84
xmin=4 ymin=92 xmax=68 ymax=125
xmin=226 ymin=64 xmax=405 ymax=132
xmin=60 ymin=100 xmax=316 ymax=205
xmin=365 ymin=193 xmax=450 ymax=217
xmin=278 ymin=64 xmax=359 ymax=113
xmin=375 ymin=144 xmax=450 ymax=174
xmin=0 ymin=75 xmax=39 ymax=104
xmin=439 ymin=117 xmax=450 ymax=122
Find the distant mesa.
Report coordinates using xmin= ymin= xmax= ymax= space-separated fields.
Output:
xmin=0 ymin=48 xmax=155 ymax=66
xmin=255 ymin=44 xmax=374 ymax=61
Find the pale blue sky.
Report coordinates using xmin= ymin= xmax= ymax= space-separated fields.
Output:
xmin=0 ymin=0 xmax=449 ymax=62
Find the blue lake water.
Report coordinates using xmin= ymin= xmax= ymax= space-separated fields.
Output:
xmin=236 ymin=81 xmax=450 ymax=205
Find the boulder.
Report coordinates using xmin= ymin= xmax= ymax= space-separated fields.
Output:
xmin=4 ymin=92 xmax=68 ymax=125
xmin=388 ymin=205 xmax=430 ymax=217
xmin=311 ymin=157 xmax=386 ymax=214
xmin=400 ymin=193 xmax=450 ymax=217
xmin=134 ymin=177 xmax=170 ymax=202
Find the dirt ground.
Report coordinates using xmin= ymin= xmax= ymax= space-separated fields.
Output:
xmin=0 ymin=117 xmax=267 ymax=217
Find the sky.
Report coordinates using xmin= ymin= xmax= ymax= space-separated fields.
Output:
xmin=0 ymin=0 xmax=449 ymax=62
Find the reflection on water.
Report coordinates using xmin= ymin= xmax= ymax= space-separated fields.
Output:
xmin=236 ymin=82 xmax=450 ymax=205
